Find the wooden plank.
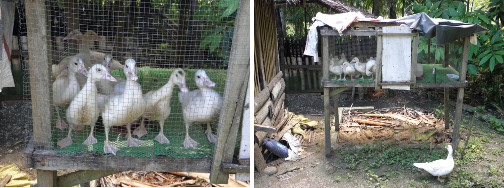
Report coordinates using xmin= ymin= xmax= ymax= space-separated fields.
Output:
xmin=237 ymin=87 xmax=251 ymax=181
xmin=381 ymin=26 xmax=411 ymax=90
xmin=452 ymin=37 xmax=470 ymax=150
xmin=253 ymin=143 xmax=267 ymax=173
xmin=322 ymin=80 xmax=467 ymax=88
xmin=323 ymin=81 xmax=375 ymax=88
xmin=273 ymin=119 xmax=301 ymax=142
xmin=329 ymin=87 xmax=351 ymax=97
xmin=319 ymin=27 xmax=378 ymax=37
xmin=254 ymin=124 xmax=277 ymax=133
xmin=57 ymin=170 xmax=118 ymax=187
xmin=444 ymin=43 xmax=449 ymax=67
xmin=254 ymin=71 xmax=283 ymax=113
xmin=210 ymin=0 xmax=250 ymax=182
xmin=275 ymin=8 xmax=286 ymax=75
xmin=36 ymin=170 xmax=57 ymax=187
xmin=255 ymin=100 xmax=273 ymax=124
xmin=221 ymin=163 xmax=250 ymax=174
xmin=350 ymin=22 xmax=402 ymax=27
xmin=27 ymin=148 xmax=212 ymax=172
xmin=25 ymin=0 xmax=52 ymax=149
xmin=0 ymin=175 xmax=11 ymax=187
xmin=411 ymin=33 xmax=419 ymax=85
xmin=338 ymin=106 xmax=375 ymax=123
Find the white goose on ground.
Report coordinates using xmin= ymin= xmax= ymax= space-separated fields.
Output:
xmin=52 ymin=56 xmax=88 ymax=130
xmin=413 ymin=145 xmax=454 ymax=182
xmin=133 ymin=69 xmax=189 ymax=145
xmin=179 ymin=70 xmax=223 ymax=148
xmin=57 ymin=64 xmax=117 ymax=148
xmin=101 ymin=59 xmax=145 ymax=155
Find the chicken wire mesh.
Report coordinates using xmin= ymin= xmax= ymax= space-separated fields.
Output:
xmin=325 ymin=34 xmax=378 ymax=82
xmin=324 ymin=29 xmax=464 ymax=83
xmin=19 ymin=0 xmax=240 ymax=158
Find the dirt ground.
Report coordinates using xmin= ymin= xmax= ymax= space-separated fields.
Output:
xmin=255 ymin=89 xmax=504 ymax=188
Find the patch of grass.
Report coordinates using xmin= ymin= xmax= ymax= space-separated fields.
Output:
xmin=487 ymin=165 xmax=502 ymax=176
xmin=490 ymin=148 xmax=502 ymax=155
xmin=456 ymin=137 xmax=486 ymax=165
xmin=338 ymin=142 xmax=446 ymax=171
xmin=333 ymin=176 xmax=341 ymax=183
xmin=448 ymin=168 xmax=481 ymax=188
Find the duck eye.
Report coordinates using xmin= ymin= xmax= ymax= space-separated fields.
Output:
xmin=97 ymin=68 xmax=101 ymax=72
xmin=197 ymin=76 xmax=200 ymax=79
xmin=178 ymin=70 xmax=183 ymax=75
xmin=176 ymin=74 xmax=178 ymax=77
xmin=74 ymin=63 xmax=78 ymax=65
xmin=126 ymin=65 xmax=129 ymax=68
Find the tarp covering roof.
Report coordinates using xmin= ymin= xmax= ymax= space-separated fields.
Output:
xmin=392 ymin=12 xmax=488 ymax=44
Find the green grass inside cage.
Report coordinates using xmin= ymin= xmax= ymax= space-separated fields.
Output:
xmin=51 ymin=68 xmax=235 ymax=157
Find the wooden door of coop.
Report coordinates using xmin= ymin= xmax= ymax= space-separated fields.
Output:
xmin=21 ymin=0 xmax=249 ymax=185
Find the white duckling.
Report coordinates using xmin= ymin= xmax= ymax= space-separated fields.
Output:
xmin=57 ymin=64 xmax=117 ymax=148
xmin=179 ymin=70 xmax=223 ymax=148
xmin=413 ymin=145 xmax=454 ymax=182
xmin=342 ymin=61 xmax=355 ymax=80
xmin=352 ymin=57 xmax=366 ymax=79
xmin=133 ymin=69 xmax=189 ymax=144
xmin=52 ymin=56 xmax=88 ymax=130
xmin=329 ymin=57 xmax=343 ymax=80
xmin=102 ymin=59 xmax=145 ymax=155
xmin=365 ymin=57 xmax=376 ymax=80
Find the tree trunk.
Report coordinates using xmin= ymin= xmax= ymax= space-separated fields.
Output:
xmin=373 ymin=0 xmax=381 ymax=16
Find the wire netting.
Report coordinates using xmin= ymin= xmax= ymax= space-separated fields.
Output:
xmin=19 ymin=0 xmax=239 ymax=158
xmin=326 ymin=34 xmax=378 ymax=82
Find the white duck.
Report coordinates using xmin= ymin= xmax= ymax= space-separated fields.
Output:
xmin=351 ymin=57 xmax=366 ymax=79
xmin=329 ymin=57 xmax=343 ymax=80
xmin=101 ymin=59 xmax=145 ymax=155
xmin=365 ymin=57 xmax=376 ymax=80
xmin=413 ymin=145 xmax=454 ymax=182
xmin=132 ymin=69 xmax=189 ymax=144
xmin=57 ymin=64 xmax=117 ymax=148
xmin=52 ymin=56 xmax=88 ymax=130
xmin=342 ymin=61 xmax=355 ymax=81
xmin=52 ymin=30 xmax=123 ymax=78
xmin=179 ymin=70 xmax=223 ymax=148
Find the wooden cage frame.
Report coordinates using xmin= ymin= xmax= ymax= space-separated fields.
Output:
xmin=320 ymin=22 xmax=470 ymax=156
xmin=23 ymin=0 xmax=250 ymax=186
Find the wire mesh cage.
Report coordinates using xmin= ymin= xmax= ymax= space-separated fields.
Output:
xmin=19 ymin=0 xmax=245 ymax=166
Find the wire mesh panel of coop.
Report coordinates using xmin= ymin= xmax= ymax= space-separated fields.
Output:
xmin=325 ymin=34 xmax=378 ymax=82
xmin=20 ymin=0 xmax=239 ymax=160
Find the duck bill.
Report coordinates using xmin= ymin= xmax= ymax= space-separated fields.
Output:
xmin=128 ymin=72 xmax=138 ymax=81
xmin=78 ymin=67 xmax=88 ymax=77
xmin=204 ymin=78 xmax=216 ymax=87
xmin=103 ymin=72 xmax=117 ymax=82
xmin=177 ymin=82 xmax=189 ymax=93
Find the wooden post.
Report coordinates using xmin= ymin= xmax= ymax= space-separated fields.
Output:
xmin=275 ymin=8 xmax=286 ymax=75
xmin=452 ymin=37 xmax=470 ymax=150
xmin=25 ymin=0 xmax=52 ymax=150
xmin=322 ymin=34 xmax=331 ymax=157
xmin=333 ymin=94 xmax=339 ymax=131
xmin=57 ymin=170 xmax=118 ymax=187
xmin=375 ymin=35 xmax=383 ymax=89
xmin=444 ymin=43 xmax=449 ymax=67
xmin=37 ymin=170 xmax=57 ymax=187
xmin=411 ymin=33 xmax=419 ymax=85
xmin=210 ymin=0 xmax=249 ymax=183
xmin=444 ymin=88 xmax=450 ymax=129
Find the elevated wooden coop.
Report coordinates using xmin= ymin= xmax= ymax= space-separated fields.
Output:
xmin=21 ymin=0 xmax=249 ymax=186
xmin=319 ymin=13 xmax=487 ymax=156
